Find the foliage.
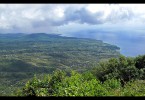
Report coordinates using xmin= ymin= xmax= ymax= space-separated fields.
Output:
xmin=0 ymin=33 xmax=120 ymax=96
xmin=17 ymin=70 xmax=110 ymax=96
xmin=121 ymin=80 xmax=145 ymax=96
xmin=17 ymin=53 xmax=145 ymax=97
xmin=135 ymin=55 xmax=145 ymax=69
xmin=93 ymin=55 xmax=144 ymax=85
xmin=17 ymin=69 xmax=145 ymax=96
xmin=3 ymin=33 xmax=145 ymax=96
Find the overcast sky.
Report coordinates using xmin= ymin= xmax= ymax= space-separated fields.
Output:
xmin=1 ymin=4 xmax=145 ymax=56
xmin=0 ymin=4 xmax=145 ymax=35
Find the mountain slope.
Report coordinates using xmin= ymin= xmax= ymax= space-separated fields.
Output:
xmin=0 ymin=33 xmax=120 ymax=71
xmin=0 ymin=33 xmax=120 ymax=96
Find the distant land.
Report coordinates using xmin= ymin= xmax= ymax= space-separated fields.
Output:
xmin=61 ymin=30 xmax=145 ymax=57
xmin=0 ymin=33 xmax=120 ymax=96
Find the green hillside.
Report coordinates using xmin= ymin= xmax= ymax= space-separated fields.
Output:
xmin=0 ymin=33 xmax=120 ymax=96
xmin=17 ymin=55 xmax=145 ymax=96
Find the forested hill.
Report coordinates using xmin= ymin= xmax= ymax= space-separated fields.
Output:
xmin=0 ymin=33 xmax=121 ymax=72
xmin=0 ymin=33 xmax=120 ymax=96
xmin=0 ymin=33 xmax=120 ymax=72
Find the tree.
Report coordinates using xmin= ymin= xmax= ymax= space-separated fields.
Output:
xmin=135 ymin=55 xmax=145 ymax=69
xmin=92 ymin=55 xmax=144 ymax=85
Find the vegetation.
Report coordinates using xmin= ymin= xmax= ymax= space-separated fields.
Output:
xmin=17 ymin=55 xmax=145 ymax=96
xmin=0 ymin=33 xmax=120 ymax=96
xmin=1 ymin=33 xmax=145 ymax=96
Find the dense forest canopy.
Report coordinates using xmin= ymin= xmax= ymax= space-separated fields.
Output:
xmin=17 ymin=55 xmax=145 ymax=96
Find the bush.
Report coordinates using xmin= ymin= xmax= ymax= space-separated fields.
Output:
xmin=121 ymin=80 xmax=145 ymax=96
xmin=17 ymin=55 xmax=145 ymax=96
xmin=135 ymin=55 xmax=145 ymax=69
xmin=93 ymin=55 xmax=144 ymax=85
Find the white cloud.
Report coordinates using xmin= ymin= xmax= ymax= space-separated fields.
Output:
xmin=0 ymin=4 xmax=145 ymax=33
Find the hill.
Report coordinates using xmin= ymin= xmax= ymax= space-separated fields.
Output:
xmin=0 ymin=33 xmax=120 ymax=96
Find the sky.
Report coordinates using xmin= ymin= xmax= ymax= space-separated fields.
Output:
xmin=0 ymin=4 xmax=145 ymax=34
xmin=0 ymin=4 xmax=145 ymax=56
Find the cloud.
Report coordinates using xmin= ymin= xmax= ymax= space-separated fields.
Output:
xmin=0 ymin=4 xmax=145 ymax=33
xmin=64 ymin=7 xmax=104 ymax=24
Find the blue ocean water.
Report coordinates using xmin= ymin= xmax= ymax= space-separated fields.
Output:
xmin=62 ymin=31 xmax=145 ymax=57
